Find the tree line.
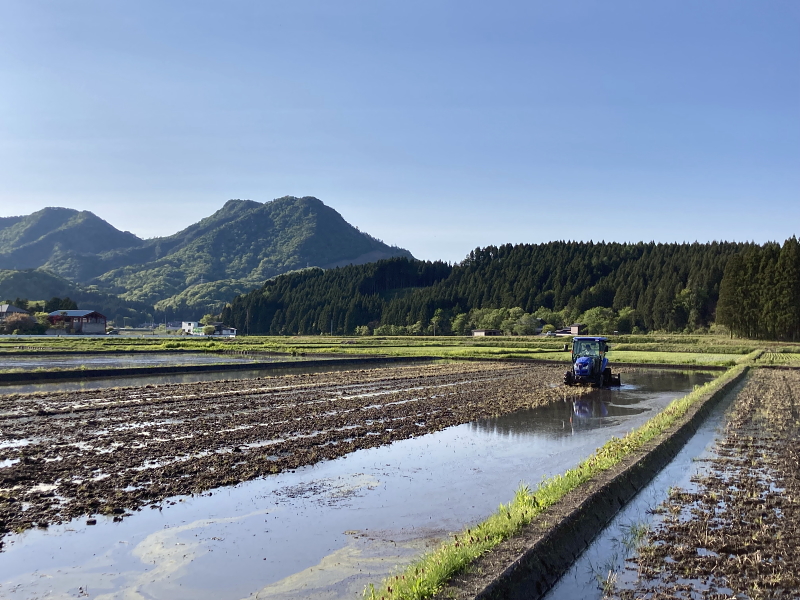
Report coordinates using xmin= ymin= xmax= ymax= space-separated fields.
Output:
xmin=221 ymin=240 xmax=787 ymax=336
xmin=716 ymin=237 xmax=800 ymax=340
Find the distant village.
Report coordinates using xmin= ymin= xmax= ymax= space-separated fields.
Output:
xmin=1 ymin=298 xmax=592 ymax=338
xmin=0 ymin=299 xmax=237 ymax=337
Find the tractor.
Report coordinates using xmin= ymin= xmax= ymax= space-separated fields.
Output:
xmin=563 ymin=336 xmax=621 ymax=387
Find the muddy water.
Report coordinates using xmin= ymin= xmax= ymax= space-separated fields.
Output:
xmin=0 ymin=352 xmax=262 ymax=370
xmin=0 ymin=370 xmax=712 ymax=600
xmin=545 ymin=375 xmax=739 ymax=600
xmin=0 ymin=360 xmax=388 ymax=395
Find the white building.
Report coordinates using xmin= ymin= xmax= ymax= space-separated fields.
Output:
xmin=181 ymin=321 xmax=201 ymax=334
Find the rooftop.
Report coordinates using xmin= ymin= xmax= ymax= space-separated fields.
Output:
xmin=48 ymin=310 xmax=104 ymax=317
xmin=0 ymin=304 xmax=28 ymax=314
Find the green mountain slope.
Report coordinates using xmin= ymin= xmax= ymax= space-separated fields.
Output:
xmin=98 ymin=196 xmax=413 ymax=305
xmin=0 ymin=196 xmax=413 ymax=320
xmin=0 ymin=208 xmax=142 ymax=273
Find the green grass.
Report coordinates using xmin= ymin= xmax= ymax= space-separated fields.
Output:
xmin=755 ymin=351 xmax=800 ymax=365
xmin=1 ymin=335 xmax=795 ymax=368
xmin=364 ymin=363 xmax=747 ymax=600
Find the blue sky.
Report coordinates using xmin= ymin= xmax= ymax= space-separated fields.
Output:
xmin=1 ymin=1 xmax=798 ymax=262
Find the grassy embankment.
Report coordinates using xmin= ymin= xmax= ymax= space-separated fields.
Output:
xmin=0 ymin=334 xmax=795 ymax=372
xmin=364 ymin=360 xmax=752 ymax=600
xmin=3 ymin=333 xmax=794 ymax=357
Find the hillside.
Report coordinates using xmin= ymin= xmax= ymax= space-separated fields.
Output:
xmin=0 ymin=197 xmax=413 ymax=320
xmin=0 ymin=268 xmax=154 ymax=325
xmin=222 ymin=241 xmax=799 ymax=337
xmin=98 ymin=196 xmax=413 ymax=306
xmin=0 ymin=208 xmax=142 ymax=274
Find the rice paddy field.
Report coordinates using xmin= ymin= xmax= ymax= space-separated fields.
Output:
xmin=0 ymin=361 xmax=566 ymax=541
xmin=2 ymin=333 xmax=799 ymax=600
xmin=609 ymin=368 xmax=800 ymax=599
xmin=3 ymin=333 xmax=797 ymax=369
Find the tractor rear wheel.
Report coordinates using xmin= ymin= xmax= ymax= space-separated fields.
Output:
xmin=603 ymin=367 xmax=612 ymax=386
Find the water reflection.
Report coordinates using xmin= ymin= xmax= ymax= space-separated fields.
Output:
xmin=573 ymin=398 xmax=608 ymax=419
xmin=472 ymin=370 xmax=715 ymax=439
xmin=0 ymin=368 xmax=717 ymax=600
xmin=0 ymin=361 xmax=424 ymax=395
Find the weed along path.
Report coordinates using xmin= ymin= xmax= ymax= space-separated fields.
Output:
xmin=0 ymin=365 xmax=711 ymax=599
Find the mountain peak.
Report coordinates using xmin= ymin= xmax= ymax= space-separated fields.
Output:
xmin=0 ymin=196 xmax=413 ymax=319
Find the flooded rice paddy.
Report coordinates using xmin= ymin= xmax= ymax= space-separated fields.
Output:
xmin=0 ymin=361 xmax=403 ymax=396
xmin=550 ymin=368 xmax=800 ymax=600
xmin=0 ymin=352 xmax=262 ymax=371
xmin=0 ymin=365 xmax=713 ymax=599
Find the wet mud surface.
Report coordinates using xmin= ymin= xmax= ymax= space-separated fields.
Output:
xmin=0 ymin=361 xmax=565 ymax=543
xmin=613 ymin=369 xmax=800 ymax=599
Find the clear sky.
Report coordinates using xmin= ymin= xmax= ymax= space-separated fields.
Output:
xmin=1 ymin=1 xmax=798 ymax=263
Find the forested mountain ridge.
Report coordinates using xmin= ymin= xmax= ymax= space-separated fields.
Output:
xmin=99 ymin=196 xmax=413 ymax=306
xmin=0 ymin=197 xmax=413 ymax=319
xmin=0 ymin=207 xmax=142 ymax=273
xmin=222 ymin=240 xmax=800 ymax=338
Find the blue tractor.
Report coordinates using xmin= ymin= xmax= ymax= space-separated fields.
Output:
xmin=563 ymin=336 xmax=621 ymax=387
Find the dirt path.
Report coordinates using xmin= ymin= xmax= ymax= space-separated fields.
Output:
xmin=0 ymin=362 xmax=566 ymax=543
xmin=613 ymin=368 xmax=800 ymax=599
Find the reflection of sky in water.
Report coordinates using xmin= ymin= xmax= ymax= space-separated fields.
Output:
xmin=0 ymin=370 xmax=714 ymax=600
xmin=0 ymin=352 xmax=264 ymax=369
xmin=0 ymin=360 xmax=388 ymax=395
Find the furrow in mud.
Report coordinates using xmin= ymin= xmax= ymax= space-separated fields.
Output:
xmin=0 ymin=361 xmax=567 ymax=543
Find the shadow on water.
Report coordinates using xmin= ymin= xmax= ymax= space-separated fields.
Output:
xmin=0 ymin=369 xmax=714 ymax=600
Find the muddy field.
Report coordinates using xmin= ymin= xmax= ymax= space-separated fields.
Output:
xmin=0 ymin=361 xmax=567 ymax=544
xmin=613 ymin=368 xmax=800 ymax=599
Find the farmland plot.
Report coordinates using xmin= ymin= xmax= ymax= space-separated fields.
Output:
xmin=611 ymin=368 xmax=800 ymax=599
xmin=0 ymin=362 xmax=566 ymax=541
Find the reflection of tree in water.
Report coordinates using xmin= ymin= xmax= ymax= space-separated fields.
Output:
xmin=470 ymin=400 xmax=576 ymax=437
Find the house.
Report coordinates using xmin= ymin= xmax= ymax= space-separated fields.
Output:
xmin=209 ymin=322 xmax=237 ymax=337
xmin=182 ymin=321 xmax=200 ymax=334
xmin=47 ymin=310 xmax=107 ymax=334
xmin=554 ymin=323 xmax=588 ymax=336
xmin=182 ymin=321 xmax=237 ymax=337
xmin=570 ymin=323 xmax=587 ymax=335
xmin=472 ymin=329 xmax=503 ymax=337
xmin=217 ymin=325 xmax=237 ymax=337
xmin=0 ymin=304 xmax=29 ymax=323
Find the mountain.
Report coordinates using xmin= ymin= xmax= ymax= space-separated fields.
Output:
xmin=0 ymin=208 xmax=142 ymax=273
xmin=0 ymin=197 xmax=413 ymax=320
xmin=97 ymin=196 xmax=413 ymax=306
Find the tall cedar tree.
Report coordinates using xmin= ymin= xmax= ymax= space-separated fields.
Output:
xmin=717 ymin=237 xmax=800 ymax=340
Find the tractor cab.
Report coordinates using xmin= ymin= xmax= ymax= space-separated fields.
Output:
xmin=564 ymin=336 xmax=620 ymax=387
